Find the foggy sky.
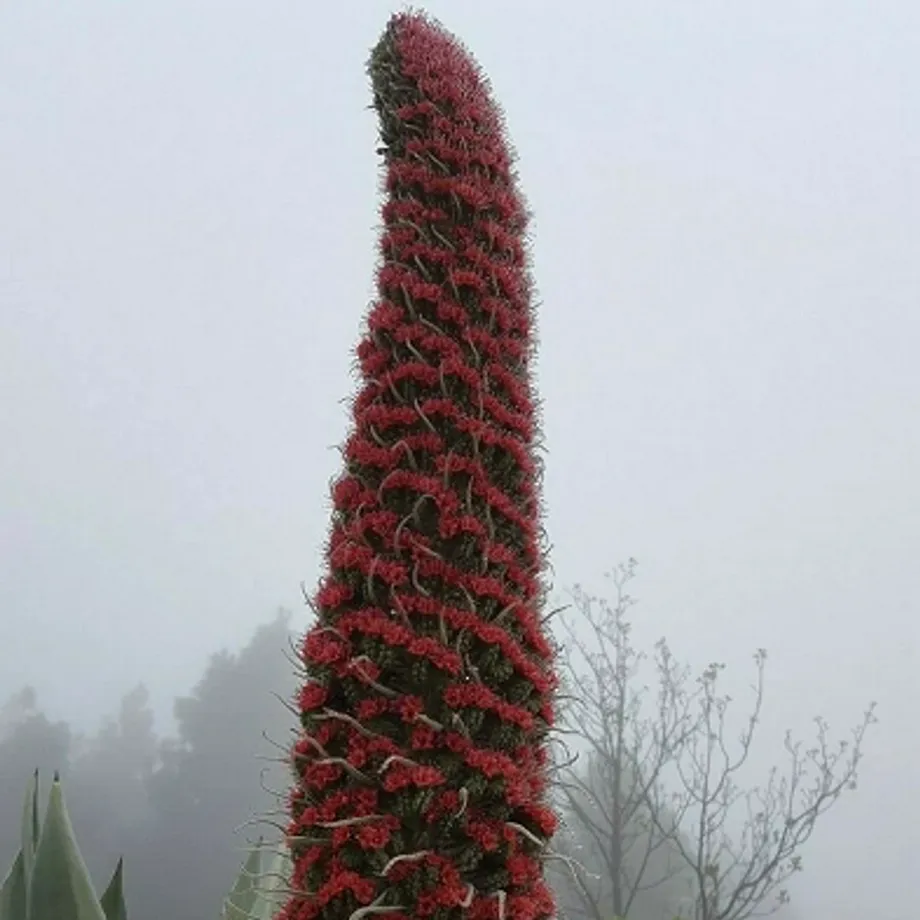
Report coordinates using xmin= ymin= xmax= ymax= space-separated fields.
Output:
xmin=1 ymin=2 xmax=917 ymax=917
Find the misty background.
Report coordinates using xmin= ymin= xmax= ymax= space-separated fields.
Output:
xmin=1 ymin=2 xmax=917 ymax=918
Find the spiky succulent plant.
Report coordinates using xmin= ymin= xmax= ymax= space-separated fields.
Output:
xmin=223 ymin=838 xmax=291 ymax=920
xmin=0 ymin=771 xmax=290 ymax=920
xmin=0 ymin=771 xmax=127 ymax=920
xmin=282 ymin=11 xmax=558 ymax=920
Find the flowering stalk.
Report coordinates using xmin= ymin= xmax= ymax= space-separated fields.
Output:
xmin=281 ymin=13 xmax=558 ymax=920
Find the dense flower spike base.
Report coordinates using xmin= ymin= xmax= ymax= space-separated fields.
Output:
xmin=281 ymin=13 xmax=558 ymax=920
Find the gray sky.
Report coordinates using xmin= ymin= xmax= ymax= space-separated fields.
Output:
xmin=1 ymin=1 xmax=917 ymax=916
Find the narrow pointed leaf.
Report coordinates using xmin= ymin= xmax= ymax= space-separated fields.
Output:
xmin=29 ymin=775 xmax=40 ymax=856
xmin=222 ymin=841 xmax=263 ymax=920
xmin=20 ymin=770 xmax=39 ymax=904
xmin=28 ymin=777 xmax=106 ymax=920
xmin=99 ymin=859 xmax=127 ymax=920
xmin=0 ymin=852 xmax=27 ymax=920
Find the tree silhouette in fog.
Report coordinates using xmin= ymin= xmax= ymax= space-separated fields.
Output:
xmin=0 ymin=610 xmax=298 ymax=920
xmin=65 ymin=684 xmax=159 ymax=886
xmin=124 ymin=609 xmax=297 ymax=920
xmin=0 ymin=687 xmax=71 ymax=872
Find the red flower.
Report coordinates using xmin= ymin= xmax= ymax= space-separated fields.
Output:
xmin=396 ymin=695 xmax=424 ymax=722
xmin=507 ymin=853 xmax=534 ymax=886
xmin=410 ymin=725 xmax=437 ymax=750
xmin=304 ymin=762 xmax=343 ymax=791
xmin=350 ymin=787 xmax=379 ymax=814
xmin=298 ymin=682 xmax=327 ymax=711
xmin=347 ymin=735 xmax=369 ymax=768
xmin=356 ymin=697 xmax=389 ymax=720
xmin=412 ymin=765 xmax=445 ymax=787
xmin=357 ymin=822 xmax=393 ymax=849
xmin=466 ymin=819 xmax=500 ymax=852
xmin=303 ymin=629 xmax=349 ymax=665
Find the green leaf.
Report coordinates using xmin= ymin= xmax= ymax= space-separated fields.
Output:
xmin=28 ymin=775 xmax=106 ymax=920
xmin=222 ymin=840 xmax=264 ymax=920
xmin=99 ymin=859 xmax=127 ymax=920
xmin=20 ymin=769 xmax=40 ymax=915
xmin=250 ymin=847 xmax=289 ymax=920
xmin=0 ymin=851 xmax=27 ymax=920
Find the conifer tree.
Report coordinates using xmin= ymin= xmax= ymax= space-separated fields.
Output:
xmin=281 ymin=13 xmax=558 ymax=920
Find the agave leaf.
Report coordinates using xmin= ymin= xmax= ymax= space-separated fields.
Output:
xmin=28 ymin=775 xmax=106 ymax=920
xmin=0 ymin=851 xmax=27 ymax=920
xmin=250 ymin=847 xmax=290 ymax=920
xmin=99 ymin=859 xmax=127 ymax=920
xmin=29 ymin=778 xmax=40 ymax=857
xmin=222 ymin=840 xmax=264 ymax=920
xmin=20 ymin=768 xmax=40 ymax=919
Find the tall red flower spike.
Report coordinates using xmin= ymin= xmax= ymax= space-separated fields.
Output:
xmin=281 ymin=12 xmax=558 ymax=920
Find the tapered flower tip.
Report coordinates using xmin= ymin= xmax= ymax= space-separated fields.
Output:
xmin=370 ymin=10 xmax=510 ymax=152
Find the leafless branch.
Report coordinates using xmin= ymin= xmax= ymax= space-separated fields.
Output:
xmin=554 ymin=560 xmax=877 ymax=920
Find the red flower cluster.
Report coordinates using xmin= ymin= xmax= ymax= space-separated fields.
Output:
xmin=444 ymin=680 xmax=535 ymax=730
xmin=281 ymin=12 xmax=557 ymax=920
